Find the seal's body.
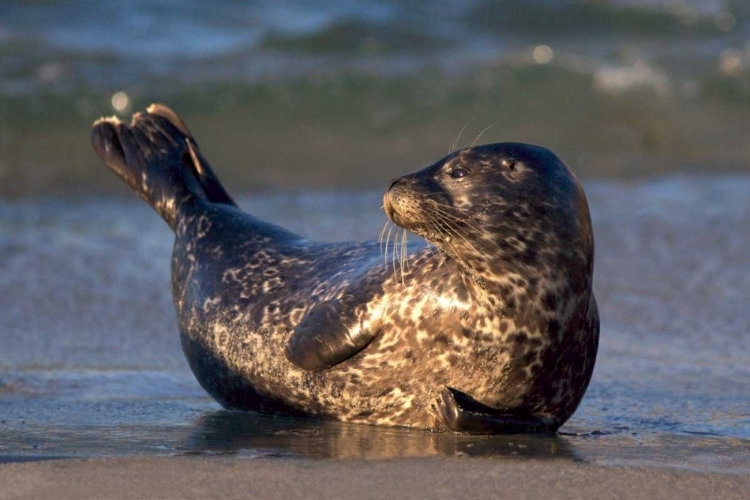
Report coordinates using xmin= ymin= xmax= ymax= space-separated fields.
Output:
xmin=91 ymin=105 xmax=599 ymax=433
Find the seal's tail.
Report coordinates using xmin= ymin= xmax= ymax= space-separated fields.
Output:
xmin=91 ymin=104 xmax=236 ymax=230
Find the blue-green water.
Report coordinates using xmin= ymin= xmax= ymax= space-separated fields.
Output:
xmin=1 ymin=0 xmax=749 ymax=195
xmin=0 ymin=0 xmax=748 ymax=473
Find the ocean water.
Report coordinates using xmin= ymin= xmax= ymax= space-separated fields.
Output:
xmin=1 ymin=0 xmax=750 ymax=195
xmin=0 ymin=0 xmax=749 ymax=474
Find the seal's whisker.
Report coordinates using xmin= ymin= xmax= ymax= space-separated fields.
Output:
xmin=392 ymin=228 xmax=400 ymax=284
xmin=425 ymin=202 xmax=484 ymax=235
xmin=428 ymin=210 xmax=488 ymax=257
xmin=424 ymin=204 xmax=488 ymax=245
xmin=383 ymin=224 xmax=394 ymax=268
xmin=400 ymin=228 xmax=411 ymax=285
xmin=470 ymin=121 xmax=502 ymax=148
xmin=418 ymin=195 xmax=487 ymax=233
xmin=437 ymin=220 xmax=484 ymax=258
xmin=423 ymin=202 xmax=514 ymax=247
xmin=401 ymin=228 xmax=410 ymax=271
xmin=427 ymin=217 xmax=463 ymax=260
xmin=450 ymin=118 xmax=475 ymax=153
xmin=378 ymin=220 xmax=392 ymax=254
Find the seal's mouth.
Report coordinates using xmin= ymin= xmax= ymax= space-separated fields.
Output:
xmin=383 ymin=189 xmax=396 ymax=222
xmin=383 ymin=178 xmax=419 ymax=230
xmin=383 ymin=193 xmax=404 ymax=227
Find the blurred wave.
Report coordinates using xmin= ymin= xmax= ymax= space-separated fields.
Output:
xmin=1 ymin=0 xmax=749 ymax=195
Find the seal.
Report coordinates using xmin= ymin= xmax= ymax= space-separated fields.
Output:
xmin=90 ymin=104 xmax=599 ymax=434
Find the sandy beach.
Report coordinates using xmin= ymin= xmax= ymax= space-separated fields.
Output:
xmin=2 ymin=456 xmax=749 ymax=500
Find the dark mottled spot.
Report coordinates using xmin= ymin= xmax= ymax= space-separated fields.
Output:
xmin=548 ymin=319 xmax=561 ymax=337
xmin=509 ymin=331 xmax=528 ymax=343
xmin=510 ymin=276 xmax=526 ymax=287
xmin=543 ymin=291 xmax=558 ymax=311
xmin=404 ymin=350 xmax=413 ymax=359
xmin=523 ymin=350 xmax=539 ymax=364
xmin=435 ymin=333 xmax=452 ymax=344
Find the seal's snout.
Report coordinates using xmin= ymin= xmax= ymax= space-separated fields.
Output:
xmin=383 ymin=177 xmax=424 ymax=231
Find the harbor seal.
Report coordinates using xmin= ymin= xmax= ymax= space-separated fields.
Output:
xmin=90 ymin=104 xmax=599 ymax=434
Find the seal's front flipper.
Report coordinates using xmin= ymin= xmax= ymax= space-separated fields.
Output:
xmin=435 ymin=387 xmax=553 ymax=435
xmin=285 ymin=293 xmax=380 ymax=371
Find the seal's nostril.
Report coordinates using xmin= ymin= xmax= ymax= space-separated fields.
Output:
xmin=388 ymin=178 xmax=403 ymax=191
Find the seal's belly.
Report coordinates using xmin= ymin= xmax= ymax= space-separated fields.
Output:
xmin=174 ymin=249 xmax=506 ymax=427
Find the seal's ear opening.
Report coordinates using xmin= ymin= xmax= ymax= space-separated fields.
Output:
xmin=501 ymin=160 xmax=517 ymax=171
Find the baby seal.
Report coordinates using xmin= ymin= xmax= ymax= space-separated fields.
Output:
xmin=90 ymin=104 xmax=599 ymax=434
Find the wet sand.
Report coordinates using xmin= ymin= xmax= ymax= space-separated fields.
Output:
xmin=2 ymin=456 xmax=749 ymax=500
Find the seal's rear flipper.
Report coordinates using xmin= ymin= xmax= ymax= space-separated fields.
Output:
xmin=91 ymin=105 xmax=236 ymax=230
xmin=285 ymin=293 xmax=381 ymax=371
xmin=434 ymin=387 xmax=554 ymax=434
xmin=145 ymin=104 xmax=235 ymax=207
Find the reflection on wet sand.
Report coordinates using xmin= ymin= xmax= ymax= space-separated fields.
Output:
xmin=181 ymin=410 xmax=582 ymax=461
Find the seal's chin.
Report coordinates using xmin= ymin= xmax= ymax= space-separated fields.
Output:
xmin=384 ymin=206 xmax=408 ymax=229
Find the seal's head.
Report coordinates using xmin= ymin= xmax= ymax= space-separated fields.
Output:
xmin=384 ymin=143 xmax=594 ymax=299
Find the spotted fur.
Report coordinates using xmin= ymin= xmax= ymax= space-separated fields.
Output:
xmin=91 ymin=105 xmax=599 ymax=432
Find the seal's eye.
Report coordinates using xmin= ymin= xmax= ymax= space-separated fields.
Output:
xmin=450 ymin=168 xmax=469 ymax=179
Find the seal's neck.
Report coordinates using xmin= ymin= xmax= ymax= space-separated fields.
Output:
xmin=447 ymin=226 xmax=593 ymax=313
